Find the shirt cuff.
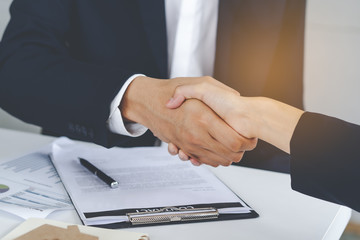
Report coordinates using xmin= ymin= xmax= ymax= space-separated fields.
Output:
xmin=107 ymin=74 xmax=148 ymax=137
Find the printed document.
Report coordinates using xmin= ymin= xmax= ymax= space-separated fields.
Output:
xmin=51 ymin=138 xmax=253 ymax=226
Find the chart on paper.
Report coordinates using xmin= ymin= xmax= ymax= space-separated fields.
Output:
xmin=0 ymin=147 xmax=73 ymax=219
xmin=0 ymin=184 xmax=10 ymax=194
xmin=0 ymin=152 xmax=63 ymax=189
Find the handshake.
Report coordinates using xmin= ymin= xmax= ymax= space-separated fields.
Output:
xmin=121 ymin=76 xmax=303 ymax=167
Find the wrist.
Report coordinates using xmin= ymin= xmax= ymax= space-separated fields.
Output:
xmin=246 ymin=97 xmax=304 ymax=153
xmin=232 ymin=96 xmax=264 ymax=138
xmin=249 ymin=97 xmax=278 ymax=141
xmin=120 ymin=76 xmax=166 ymax=127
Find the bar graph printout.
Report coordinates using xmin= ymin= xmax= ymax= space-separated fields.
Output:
xmin=0 ymin=148 xmax=73 ymax=219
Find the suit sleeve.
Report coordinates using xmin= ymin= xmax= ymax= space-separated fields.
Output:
xmin=0 ymin=0 xmax=155 ymax=147
xmin=290 ymin=112 xmax=360 ymax=212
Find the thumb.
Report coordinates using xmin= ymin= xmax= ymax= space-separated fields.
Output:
xmin=166 ymin=84 xmax=202 ymax=109
xmin=166 ymin=95 xmax=186 ymax=109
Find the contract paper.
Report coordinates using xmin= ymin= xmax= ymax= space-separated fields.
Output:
xmin=51 ymin=138 xmax=252 ymax=226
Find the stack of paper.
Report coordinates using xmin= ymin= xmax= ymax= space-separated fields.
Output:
xmin=51 ymin=138 xmax=257 ymax=227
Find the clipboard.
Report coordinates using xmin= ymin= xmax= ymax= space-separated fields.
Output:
xmin=51 ymin=138 xmax=259 ymax=229
xmin=85 ymin=202 xmax=258 ymax=229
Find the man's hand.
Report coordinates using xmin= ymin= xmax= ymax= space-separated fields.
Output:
xmin=120 ymin=76 xmax=257 ymax=167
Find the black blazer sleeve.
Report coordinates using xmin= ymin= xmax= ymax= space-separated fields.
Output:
xmin=0 ymin=0 xmax=159 ymax=147
xmin=290 ymin=112 xmax=360 ymax=212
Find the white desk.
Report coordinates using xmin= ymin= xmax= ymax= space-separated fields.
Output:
xmin=0 ymin=128 xmax=351 ymax=239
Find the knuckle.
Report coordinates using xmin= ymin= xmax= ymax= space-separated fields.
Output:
xmin=251 ymin=138 xmax=258 ymax=149
xmin=232 ymin=152 xmax=244 ymax=163
xmin=189 ymin=152 xmax=199 ymax=160
xmin=230 ymin=152 xmax=243 ymax=163
xmin=175 ymin=84 xmax=186 ymax=95
xmin=203 ymin=76 xmax=213 ymax=82
xmin=197 ymin=115 xmax=210 ymax=126
xmin=190 ymin=137 xmax=202 ymax=146
xmin=184 ymin=131 xmax=196 ymax=142
xmin=207 ymin=157 xmax=223 ymax=168
xmin=229 ymin=140 xmax=243 ymax=152
xmin=179 ymin=150 xmax=188 ymax=159
xmin=211 ymin=163 xmax=220 ymax=167
xmin=173 ymin=87 xmax=181 ymax=96
xmin=204 ymin=158 xmax=219 ymax=167
xmin=199 ymin=79 xmax=212 ymax=92
xmin=183 ymin=130 xmax=205 ymax=147
xmin=222 ymin=160 xmax=232 ymax=167
xmin=247 ymin=138 xmax=258 ymax=151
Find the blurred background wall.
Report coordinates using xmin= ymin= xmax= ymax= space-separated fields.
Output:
xmin=0 ymin=0 xmax=360 ymax=231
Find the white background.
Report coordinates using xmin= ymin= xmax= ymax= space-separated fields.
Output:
xmin=0 ymin=0 xmax=360 ymax=224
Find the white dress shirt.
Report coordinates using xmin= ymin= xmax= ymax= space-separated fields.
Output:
xmin=108 ymin=0 xmax=219 ymax=137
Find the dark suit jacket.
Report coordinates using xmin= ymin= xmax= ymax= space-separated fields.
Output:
xmin=291 ymin=112 xmax=360 ymax=212
xmin=0 ymin=0 xmax=305 ymax=172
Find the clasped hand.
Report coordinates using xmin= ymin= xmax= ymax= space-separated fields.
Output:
xmin=121 ymin=76 xmax=257 ymax=167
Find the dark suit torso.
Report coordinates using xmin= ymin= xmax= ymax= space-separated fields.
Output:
xmin=0 ymin=0 xmax=305 ymax=172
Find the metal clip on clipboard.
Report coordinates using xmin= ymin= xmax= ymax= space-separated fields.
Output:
xmin=127 ymin=207 xmax=219 ymax=225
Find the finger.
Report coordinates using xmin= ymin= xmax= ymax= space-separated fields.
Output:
xmin=168 ymin=142 xmax=179 ymax=155
xmin=190 ymin=158 xmax=201 ymax=166
xmin=175 ymin=131 xmax=244 ymax=166
xmin=167 ymin=77 xmax=240 ymax=109
xmin=166 ymin=96 xmax=185 ymax=109
xmin=166 ymin=79 xmax=213 ymax=109
xmin=167 ymin=81 xmax=240 ymax=121
xmin=166 ymin=82 xmax=211 ymax=109
xmin=170 ymin=100 xmax=246 ymax=166
xmin=196 ymin=150 xmax=233 ymax=167
xmin=207 ymin=113 xmax=258 ymax=153
xmin=178 ymin=149 xmax=190 ymax=161
xmin=199 ymin=137 xmax=246 ymax=165
xmin=179 ymin=149 xmax=202 ymax=166
xmin=171 ymin=146 xmax=199 ymax=164
xmin=185 ymin=142 xmax=238 ymax=167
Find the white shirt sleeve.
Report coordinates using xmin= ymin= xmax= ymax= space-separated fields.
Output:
xmin=107 ymin=74 xmax=148 ymax=137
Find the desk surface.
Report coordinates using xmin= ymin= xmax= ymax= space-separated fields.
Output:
xmin=0 ymin=128 xmax=351 ymax=240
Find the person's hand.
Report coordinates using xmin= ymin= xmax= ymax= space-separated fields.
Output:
xmin=121 ymin=76 xmax=257 ymax=167
xmin=166 ymin=77 xmax=259 ymax=139
xmin=165 ymin=77 xmax=304 ymax=155
xmin=165 ymin=77 xmax=260 ymax=161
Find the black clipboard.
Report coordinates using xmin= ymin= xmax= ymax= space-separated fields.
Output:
xmin=83 ymin=201 xmax=258 ymax=229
